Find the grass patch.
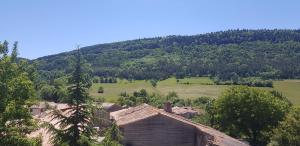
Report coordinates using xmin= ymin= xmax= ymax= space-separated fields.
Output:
xmin=89 ymin=77 xmax=300 ymax=105
xmin=273 ymin=80 xmax=300 ymax=105
xmin=90 ymin=77 xmax=225 ymax=102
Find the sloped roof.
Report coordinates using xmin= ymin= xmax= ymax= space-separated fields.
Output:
xmin=110 ymin=104 xmax=159 ymax=125
xmin=110 ymin=104 xmax=248 ymax=146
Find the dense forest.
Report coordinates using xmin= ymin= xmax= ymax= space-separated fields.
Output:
xmin=34 ymin=29 xmax=300 ymax=82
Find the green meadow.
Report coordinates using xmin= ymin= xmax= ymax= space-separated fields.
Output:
xmin=90 ymin=77 xmax=300 ymax=105
xmin=272 ymin=80 xmax=300 ymax=105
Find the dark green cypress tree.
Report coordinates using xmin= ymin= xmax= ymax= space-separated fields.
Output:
xmin=46 ymin=49 xmax=96 ymax=146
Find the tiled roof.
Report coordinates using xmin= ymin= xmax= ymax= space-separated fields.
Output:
xmin=110 ymin=104 xmax=248 ymax=146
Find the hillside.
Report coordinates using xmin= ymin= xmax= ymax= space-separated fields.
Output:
xmin=34 ymin=29 xmax=300 ymax=80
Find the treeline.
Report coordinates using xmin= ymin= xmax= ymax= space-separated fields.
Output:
xmin=93 ymin=77 xmax=117 ymax=83
xmin=34 ymin=29 xmax=300 ymax=81
xmin=212 ymin=76 xmax=273 ymax=87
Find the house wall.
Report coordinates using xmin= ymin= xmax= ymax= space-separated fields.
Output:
xmin=121 ymin=114 xmax=197 ymax=146
xmin=30 ymin=108 xmax=42 ymax=116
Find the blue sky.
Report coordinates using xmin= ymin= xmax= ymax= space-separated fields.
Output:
xmin=1 ymin=0 xmax=300 ymax=59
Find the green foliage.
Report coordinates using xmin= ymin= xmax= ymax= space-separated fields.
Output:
xmin=39 ymin=81 xmax=68 ymax=102
xmin=98 ymin=86 xmax=104 ymax=93
xmin=118 ymin=89 xmax=193 ymax=108
xmin=92 ymin=76 xmax=100 ymax=83
xmin=0 ymin=41 xmax=39 ymax=146
xmin=192 ymin=96 xmax=212 ymax=106
xmin=0 ymin=135 xmax=42 ymax=146
xmin=40 ymin=85 xmax=56 ymax=100
xmin=192 ymin=113 xmax=211 ymax=126
xmin=10 ymin=41 xmax=18 ymax=62
xmin=99 ymin=77 xmax=117 ymax=83
xmin=214 ymin=86 xmax=291 ymax=146
xmin=150 ymin=79 xmax=157 ymax=87
xmin=213 ymin=76 xmax=274 ymax=87
xmin=101 ymin=122 xmax=123 ymax=146
xmin=191 ymin=97 xmax=215 ymax=126
xmin=36 ymin=29 xmax=300 ymax=81
xmin=268 ymin=106 xmax=300 ymax=146
xmin=45 ymin=49 xmax=97 ymax=146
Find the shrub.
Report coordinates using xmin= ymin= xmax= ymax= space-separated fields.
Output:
xmin=98 ymin=86 xmax=104 ymax=93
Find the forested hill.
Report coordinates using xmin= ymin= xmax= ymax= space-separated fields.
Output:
xmin=34 ymin=29 xmax=300 ymax=80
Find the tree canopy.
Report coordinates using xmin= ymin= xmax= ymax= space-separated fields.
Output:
xmin=35 ymin=29 xmax=300 ymax=81
xmin=0 ymin=41 xmax=40 ymax=146
xmin=45 ymin=49 xmax=97 ymax=146
xmin=268 ymin=106 xmax=300 ymax=146
xmin=213 ymin=86 xmax=291 ymax=146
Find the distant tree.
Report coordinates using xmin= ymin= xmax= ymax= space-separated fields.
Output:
xmin=108 ymin=78 xmax=113 ymax=83
xmin=45 ymin=49 xmax=97 ymax=146
xmin=40 ymin=85 xmax=56 ymax=100
xmin=93 ymin=77 xmax=100 ymax=83
xmin=112 ymin=78 xmax=117 ymax=83
xmin=10 ymin=41 xmax=18 ymax=62
xmin=214 ymin=86 xmax=291 ymax=146
xmin=230 ymin=72 xmax=239 ymax=84
xmin=139 ymin=89 xmax=147 ymax=97
xmin=40 ymin=79 xmax=68 ymax=102
xmin=268 ymin=106 xmax=300 ymax=146
xmin=166 ymin=91 xmax=178 ymax=101
xmin=120 ymin=92 xmax=129 ymax=97
xmin=0 ymin=40 xmax=9 ymax=56
xmin=150 ymin=79 xmax=157 ymax=88
xmin=98 ymin=86 xmax=104 ymax=93
xmin=104 ymin=78 xmax=108 ymax=83
xmin=100 ymin=77 xmax=104 ymax=83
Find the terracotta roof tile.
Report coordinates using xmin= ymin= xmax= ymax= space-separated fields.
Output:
xmin=110 ymin=104 xmax=248 ymax=146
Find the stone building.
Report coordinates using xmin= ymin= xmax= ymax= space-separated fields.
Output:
xmin=30 ymin=102 xmax=47 ymax=116
xmin=110 ymin=104 xmax=248 ymax=146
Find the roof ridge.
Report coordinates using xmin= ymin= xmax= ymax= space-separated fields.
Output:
xmin=118 ymin=104 xmax=154 ymax=117
xmin=150 ymin=105 xmax=247 ymax=145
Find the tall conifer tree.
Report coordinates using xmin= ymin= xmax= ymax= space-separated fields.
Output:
xmin=46 ymin=49 xmax=96 ymax=146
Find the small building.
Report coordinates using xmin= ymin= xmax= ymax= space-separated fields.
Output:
xmin=110 ymin=104 xmax=248 ymax=146
xmin=93 ymin=102 xmax=124 ymax=130
xmin=172 ymin=106 xmax=199 ymax=119
xmin=30 ymin=102 xmax=47 ymax=116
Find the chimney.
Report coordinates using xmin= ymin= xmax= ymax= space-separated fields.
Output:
xmin=164 ymin=102 xmax=172 ymax=113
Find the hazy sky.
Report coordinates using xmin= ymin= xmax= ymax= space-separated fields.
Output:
xmin=1 ymin=0 xmax=300 ymax=59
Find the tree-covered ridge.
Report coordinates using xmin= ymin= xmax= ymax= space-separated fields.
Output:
xmin=34 ymin=29 xmax=300 ymax=80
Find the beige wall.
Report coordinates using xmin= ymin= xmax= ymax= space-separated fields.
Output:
xmin=30 ymin=108 xmax=42 ymax=116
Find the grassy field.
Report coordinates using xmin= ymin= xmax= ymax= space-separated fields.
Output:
xmin=90 ymin=77 xmax=300 ymax=105
xmin=272 ymin=80 xmax=300 ymax=105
